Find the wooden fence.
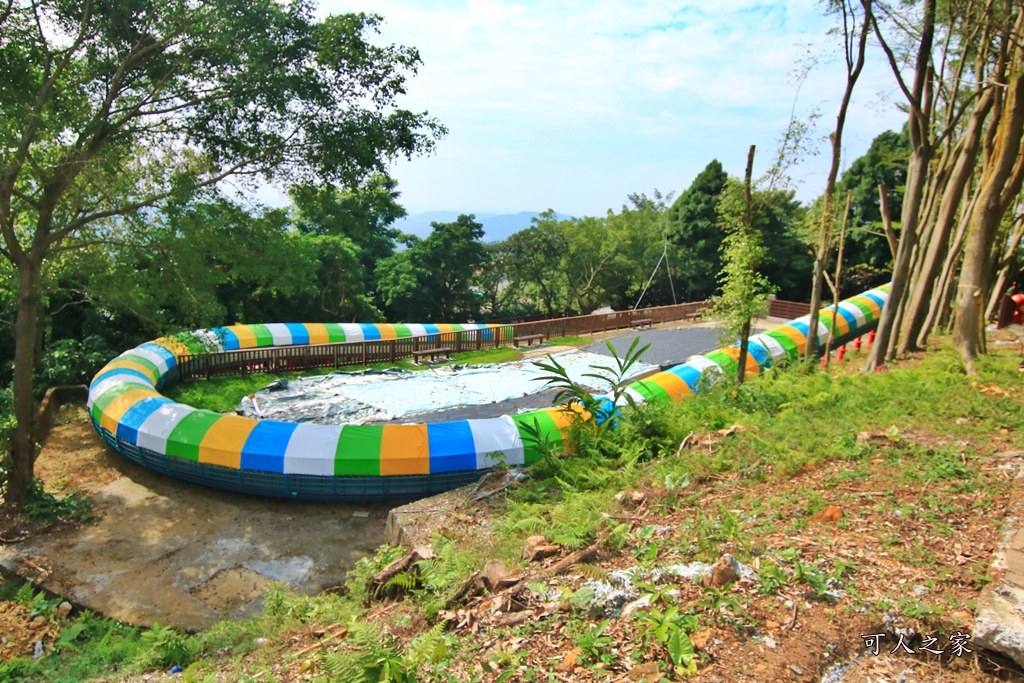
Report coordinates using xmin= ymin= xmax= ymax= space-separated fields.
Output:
xmin=168 ymin=297 xmax=809 ymax=383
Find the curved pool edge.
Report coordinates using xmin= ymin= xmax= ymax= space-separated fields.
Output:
xmin=87 ymin=285 xmax=891 ymax=501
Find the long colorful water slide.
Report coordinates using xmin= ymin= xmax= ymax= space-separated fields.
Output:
xmin=86 ymin=285 xmax=890 ymax=500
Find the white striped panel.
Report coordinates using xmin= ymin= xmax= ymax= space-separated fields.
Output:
xmin=468 ymin=416 xmax=524 ymax=468
xmin=283 ymin=422 xmax=343 ymax=476
xmin=616 ymin=387 xmax=649 ymax=407
xmin=88 ymin=374 xmax=153 ymax=407
xmin=136 ymin=403 xmax=197 ymax=455
xmin=685 ymin=355 xmax=726 ymax=386
xmin=338 ymin=323 xmax=365 ymax=342
xmin=838 ymin=302 xmax=867 ymax=329
xmin=122 ymin=346 xmax=171 ymax=375
xmin=262 ymin=323 xmax=293 ymax=347
xmin=748 ymin=334 xmax=787 ymax=362
xmin=404 ymin=323 xmax=427 ymax=337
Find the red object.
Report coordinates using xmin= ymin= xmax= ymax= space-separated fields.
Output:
xmin=820 ymin=353 xmax=828 ymax=369
xmin=854 ymin=336 xmax=862 ymax=351
xmin=868 ymin=329 xmax=876 ymax=347
xmin=1013 ymin=293 xmax=1024 ymax=325
xmin=838 ymin=345 xmax=846 ymax=362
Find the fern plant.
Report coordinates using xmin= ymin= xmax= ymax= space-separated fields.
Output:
xmin=531 ymin=336 xmax=652 ymax=429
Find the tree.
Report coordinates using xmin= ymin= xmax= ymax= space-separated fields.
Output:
xmin=804 ymin=0 xmax=871 ymax=362
xmin=376 ymin=215 xmax=487 ymax=321
xmin=838 ymin=129 xmax=909 ymax=274
xmin=712 ymin=146 xmax=774 ymax=384
xmin=501 ymin=214 xmax=572 ymax=317
xmin=289 ymin=174 xmax=406 ymax=273
xmin=667 ymin=160 xmax=729 ymax=301
xmin=0 ymin=1 xmax=444 ymax=501
xmin=953 ymin=9 xmax=1024 ymax=363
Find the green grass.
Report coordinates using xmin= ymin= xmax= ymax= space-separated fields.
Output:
xmin=546 ymin=335 xmax=590 ymax=346
xmin=10 ymin=341 xmax=1024 ymax=681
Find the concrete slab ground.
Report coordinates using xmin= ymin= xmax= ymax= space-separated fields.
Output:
xmin=0 ymin=413 xmax=394 ymax=631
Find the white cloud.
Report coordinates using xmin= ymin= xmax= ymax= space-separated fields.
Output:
xmin=300 ymin=0 xmax=908 ymax=215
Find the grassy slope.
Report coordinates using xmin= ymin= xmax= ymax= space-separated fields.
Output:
xmin=4 ymin=340 xmax=1024 ymax=681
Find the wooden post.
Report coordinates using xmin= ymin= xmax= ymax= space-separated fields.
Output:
xmin=389 ymin=339 xmax=396 ymax=363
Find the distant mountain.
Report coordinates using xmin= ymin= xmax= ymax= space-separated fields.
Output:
xmin=392 ymin=211 xmax=573 ymax=243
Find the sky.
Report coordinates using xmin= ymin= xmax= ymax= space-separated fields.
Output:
xmin=268 ymin=0 xmax=910 ymax=217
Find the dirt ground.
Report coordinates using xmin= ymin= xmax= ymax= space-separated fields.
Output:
xmin=0 ymin=407 xmax=393 ymax=640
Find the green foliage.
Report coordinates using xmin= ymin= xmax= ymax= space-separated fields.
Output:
xmin=531 ymin=336 xmax=652 ymax=428
xmin=570 ymin=619 xmax=616 ymax=666
xmin=711 ymin=178 xmax=776 ymax=379
xmin=376 ymin=215 xmax=488 ymax=322
xmin=666 ymin=160 xmax=730 ymax=301
xmin=23 ymin=479 xmax=93 ymax=522
xmin=321 ymin=620 xmax=448 ymax=683
xmin=39 ymin=336 xmax=116 ymax=387
xmin=140 ymin=622 xmax=196 ymax=669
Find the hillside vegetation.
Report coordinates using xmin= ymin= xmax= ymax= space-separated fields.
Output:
xmin=2 ymin=339 xmax=1023 ymax=682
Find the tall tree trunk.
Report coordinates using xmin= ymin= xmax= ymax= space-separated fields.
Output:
xmin=7 ymin=259 xmax=43 ymax=503
xmin=954 ymin=10 xmax=1024 ymax=363
xmin=736 ymin=145 xmax=756 ymax=385
xmin=805 ymin=0 xmax=871 ymax=363
xmin=865 ymin=0 xmax=936 ymax=370
xmin=899 ymin=90 xmax=995 ymax=353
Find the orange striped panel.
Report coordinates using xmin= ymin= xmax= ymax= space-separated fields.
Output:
xmin=433 ymin=324 xmax=454 ymax=334
xmin=198 ymin=415 xmax=259 ymax=469
xmin=99 ymin=388 xmax=164 ymax=434
xmin=776 ymin=326 xmax=808 ymax=354
xmin=543 ymin=406 xmax=577 ymax=436
xmin=850 ymin=296 xmax=882 ymax=318
xmin=646 ymin=371 xmax=694 ymax=400
xmin=305 ymin=323 xmax=330 ymax=345
xmin=721 ymin=347 xmax=762 ymax=377
xmin=225 ymin=325 xmax=258 ymax=349
xmin=824 ymin=309 xmax=850 ymax=337
xmin=376 ymin=324 xmax=398 ymax=340
xmin=380 ymin=424 xmax=430 ymax=475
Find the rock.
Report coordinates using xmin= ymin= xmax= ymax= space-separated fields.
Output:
xmin=30 ymin=616 xmax=47 ymax=628
xmin=523 ymin=535 xmax=560 ymax=562
xmin=622 ymin=592 xmax=653 ymax=617
xmin=57 ymin=601 xmax=72 ymax=619
xmin=626 ymin=661 xmax=661 ymax=682
xmin=481 ymin=559 xmax=522 ymax=592
xmin=810 ymin=506 xmax=842 ymax=524
xmin=974 ymin=582 xmax=1024 ymax=668
xmin=704 ymin=555 xmax=739 ymax=588
xmin=763 ymin=635 xmax=776 ymax=649
xmin=614 ymin=490 xmax=646 ymax=507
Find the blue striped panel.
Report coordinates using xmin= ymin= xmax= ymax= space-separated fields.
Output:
xmin=213 ymin=327 xmax=240 ymax=350
xmin=358 ymin=323 xmax=381 ymax=341
xmin=743 ymin=341 xmax=772 ymax=369
xmin=139 ymin=343 xmax=178 ymax=369
xmin=240 ymin=421 xmax=298 ymax=473
xmin=668 ymin=364 xmax=703 ymax=392
xmin=284 ymin=323 xmax=310 ymax=345
xmin=861 ymin=290 xmax=887 ymax=312
xmin=427 ymin=421 xmax=477 ymax=473
xmin=116 ymin=396 xmax=174 ymax=442
xmin=93 ymin=368 xmax=153 ymax=387
xmin=422 ymin=324 xmax=440 ymax=335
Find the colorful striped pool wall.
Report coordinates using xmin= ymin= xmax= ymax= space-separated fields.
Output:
xmin=87 ymin=284 xmax=890 ymax=500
